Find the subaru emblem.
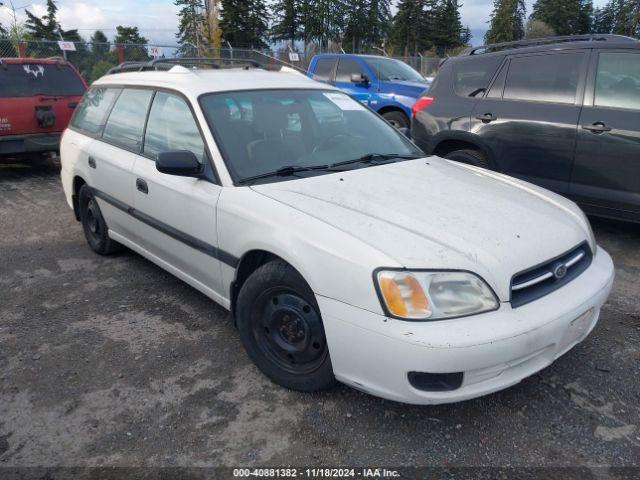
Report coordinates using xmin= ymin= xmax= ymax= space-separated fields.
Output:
xmin=553 ymin=262 xmax=568 ymax=279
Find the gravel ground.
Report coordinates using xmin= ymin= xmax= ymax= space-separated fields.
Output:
xmin=0 ymin=159 xmax=639 ymax=470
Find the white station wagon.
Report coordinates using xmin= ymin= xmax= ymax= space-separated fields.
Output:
xmin=60 ymin=60 xmax=615 ymax=404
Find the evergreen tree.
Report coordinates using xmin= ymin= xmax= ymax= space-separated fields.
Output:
xmin=175 ymin=0 xmax=206 ymax=52
xmin=114 ymin=26 xmax=148 ymax=45
xmin=612 ymin=0 xmax=633 ymax=35
xmin=530 ymin=0 xmax=593 ymax=35
xmin=114 ymin=25 xmax=149 ymax=61
xmin=90 ymin=30 xmax=109 ymax=58
xmin=592 ymin=1 xmax=616 ymax=33
xmin=485 ymin=0 xmax=526 ymax=44
xmin=24 ymin=0 xmax=80 ymax=41
xmin=220 ymin=0 xmax=269 ymax=48
xmin=389 ymin=0 xmax=426 ymax=55
xmin=364 ymin=0 xmax=392 ymax=50
xmin=343 ymin=0 xmax=370 ymax=51
xmin=431 ymin=0 xmax=464 ymax=53
xmin=271 ymin=0 xmax=302 ymax=47
xmin=302 ymin=0 xmax=347 ymax=49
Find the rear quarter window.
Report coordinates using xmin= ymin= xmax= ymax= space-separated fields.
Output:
xmin=0 ymin=63 xmax=86 ymax=97
xmin=452 ymin=57 xmax=502 ymax=97
xmin=71 ymin=87 xmax=122 ymax=135
xmin=102 ymin=89 xmax=154 ymax=151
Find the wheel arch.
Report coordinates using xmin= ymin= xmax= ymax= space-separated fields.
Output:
xmin=431 ymin=133 xmax=497 ymax=170
xmin=377 ymin=104 xmax=409 ymax=120
xmin=72 ymin=175 xmax=88 ymax=221
xmin=230 ymin=249 xmax=309 ymax=325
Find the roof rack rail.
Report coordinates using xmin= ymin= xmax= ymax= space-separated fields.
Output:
xmin=461 ymin=34 xmax=637 ymax=56
xmin=106 ymin=57 xmax=263 ymax=75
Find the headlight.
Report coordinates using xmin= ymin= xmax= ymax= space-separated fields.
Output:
xmin=375 ymin=270 xmax=499 ymax=320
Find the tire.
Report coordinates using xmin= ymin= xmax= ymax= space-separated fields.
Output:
xmin=236 ymin=260 xmax=337 ymax=392
xmin=78 ymin=184 xmax=122 ymax=255
xmin=382 ymin=110 xmax=409 ymax=129
xmin=444 ymin=149 xmax=491 ymax=169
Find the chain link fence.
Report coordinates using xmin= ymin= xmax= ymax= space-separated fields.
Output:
xmin=1 ymin=39 xmax=441 ymax=83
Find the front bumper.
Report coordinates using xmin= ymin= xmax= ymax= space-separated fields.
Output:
xmin=0 ymin=133 xmax=61 ymax=157
xmin=318 ymin=246 xmax=615 ymax=404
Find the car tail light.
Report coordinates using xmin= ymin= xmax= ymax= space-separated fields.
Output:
xmin=411 ymin=96 xmax=434 ymax=117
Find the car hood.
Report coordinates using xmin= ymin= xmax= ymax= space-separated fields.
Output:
xmin=379 ymin=80 xmax=429 ymax=97
xmin=251 ymin=158 xmax=590 ymax=301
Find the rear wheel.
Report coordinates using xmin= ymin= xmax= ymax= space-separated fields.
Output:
xmin=236 ymin=260 xmax=336 ymax=392
xmin=382 ymin=110 xmax=409 ymax=129
xmin=444 ymin=149 xmax=491 ymax=169
xmin=78 ymin=184 xmax=122 ymax=255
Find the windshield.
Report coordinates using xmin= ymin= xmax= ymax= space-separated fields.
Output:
xmin=0 ymin=63 xmax=86 ymax=97
xmin=364 ymin=58 xmax=425 ymax=82
xmin=200 ymin=89 xmax=422 ymax=183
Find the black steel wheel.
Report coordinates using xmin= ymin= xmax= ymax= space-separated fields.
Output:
xmin=236 ymin=260 xmax=336 ymax=392
xmin=78 ymin=184 xmax=122 ymax=255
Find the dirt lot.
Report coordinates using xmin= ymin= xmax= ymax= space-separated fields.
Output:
xmin=1 ymin=160 xmax=639 ymax=470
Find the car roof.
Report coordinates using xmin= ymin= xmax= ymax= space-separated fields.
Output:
xmin=313 ymin=54 xmax=395 ymax=59
xmin=452 ymin=35 xmax=640 ymax=63
xmin=93 ymin=66 xmax=335 ymax=96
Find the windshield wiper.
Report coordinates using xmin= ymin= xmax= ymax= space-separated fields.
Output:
xmin=330 ymin=153 xmax=422 ymax=169
xmin=237 ymin=164 xmax=333 ymax=185
xmin=237 ymin=154 xmax=422 ymax=185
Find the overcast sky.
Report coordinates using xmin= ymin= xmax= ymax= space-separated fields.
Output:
xmin=1 ymin=0 xmax=610 ymax=47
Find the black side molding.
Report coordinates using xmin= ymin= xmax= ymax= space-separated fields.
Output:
xmin=90 ymin=187 xmax=239 ymax=268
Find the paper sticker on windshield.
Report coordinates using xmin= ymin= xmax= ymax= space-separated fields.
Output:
xmin=323 ymin=92 xmax=366 ymax=111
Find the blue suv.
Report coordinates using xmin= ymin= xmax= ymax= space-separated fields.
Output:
xmin=307 ymin=54 xmax=430 ymax=129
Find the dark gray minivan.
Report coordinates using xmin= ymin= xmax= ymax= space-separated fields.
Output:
xmin=411 ymin=34 xmax=640 ymax=223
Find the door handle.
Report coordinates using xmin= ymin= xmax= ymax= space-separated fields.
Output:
xmin=475 ymin=113 xmax=497 ymax=123
xmin=88 ymin=156 xmax=96 ymax=169
xmin=582 ymin=122 xmax=612 ymax=134
xmin=136 ymin=178 xmax=148 ymax=194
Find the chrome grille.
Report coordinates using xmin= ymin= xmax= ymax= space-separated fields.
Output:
xmin=510 ymin=243 xmax=592 ymax=308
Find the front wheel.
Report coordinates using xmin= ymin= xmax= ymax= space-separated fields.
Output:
xmin=382 ymin=110 xmax=409 ymax=129
xmin=236 ymin=260 xmax=336 ymax=392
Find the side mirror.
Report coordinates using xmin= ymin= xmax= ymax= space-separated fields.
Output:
xmin=351 ymin=73 xmax=369 ymax=84
xmin=156 ymin=150 xmax=203 ymax=178
xmin=398 ymin=127 xmax=411 ymax=139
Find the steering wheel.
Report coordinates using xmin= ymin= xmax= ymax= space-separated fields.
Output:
xmin=312 ymin=133 xmax=357 ymax=154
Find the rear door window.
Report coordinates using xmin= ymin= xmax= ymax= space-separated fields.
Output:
xmin=594 ymin=52 xmax=640 ymax=110
xmin=335 ymin=58 xmax=364 ymax=83
xmin=312 ymin=58 xmax=337 ymax=82
xmin=504 ymin=52 xmax=585 ymax=104
xmin=71 ymin=87 xmax=121 ymax=135
xmin=0 ymin=63 xmax=85 ymax=97
xmin=453 ymin=57 xmax=502 ymax=97
xmin=102 ymin=88 xmax=154 ymax=151
xmin=144 ymin=92 xmax=205 ymax=161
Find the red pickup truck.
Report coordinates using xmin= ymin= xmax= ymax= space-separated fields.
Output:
xmin=1 ymin=57 xmax=87 ymax=161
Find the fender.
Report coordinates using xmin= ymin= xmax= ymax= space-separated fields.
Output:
xmin=371 ymin=96 xmax=413 ymax=120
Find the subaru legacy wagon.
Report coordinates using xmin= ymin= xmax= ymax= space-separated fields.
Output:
xmin=60 ymin=60 xmax=614 ymax=404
